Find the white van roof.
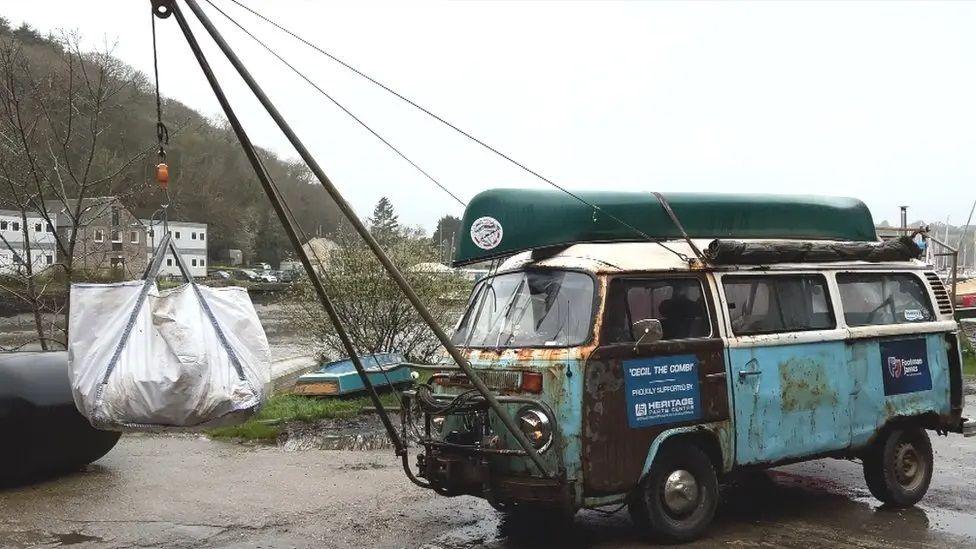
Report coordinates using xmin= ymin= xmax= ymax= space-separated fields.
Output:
xmin=497 ymin=240 xmax=929 ymax=274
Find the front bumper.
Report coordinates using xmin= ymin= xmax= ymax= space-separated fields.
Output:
xmin=401 ymin=388 xmax=572 ymax=507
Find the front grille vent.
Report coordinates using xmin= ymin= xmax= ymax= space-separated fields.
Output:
xmin=924 ymin=271 xmax=953 ymax=315
xmin=437 ymin=370 xmax=521 ymax=392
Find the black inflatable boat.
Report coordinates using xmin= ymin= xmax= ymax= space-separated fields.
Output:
xmin=0 ymin=352 xmax=120 ymax=485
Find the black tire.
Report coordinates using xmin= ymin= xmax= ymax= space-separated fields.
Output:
xmin=862 ymin=426 xmax=933 ymax=508
xmin=627 ymin=488 xmax=649 ymax=531
xmin=634 ymin=443 xmax=718 ymax=543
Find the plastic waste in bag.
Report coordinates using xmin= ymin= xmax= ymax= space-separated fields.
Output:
xmin=67 ymin=233 xmax=270 ymax=430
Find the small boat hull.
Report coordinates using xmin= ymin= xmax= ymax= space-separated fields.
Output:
xmin=293 ymin=353 xmax=413 ymax=397
xmin=0 ymin=352 xmax=121 ymax=485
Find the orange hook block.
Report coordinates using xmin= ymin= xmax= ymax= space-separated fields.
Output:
xmin=155 ymin=162 xmax=169 ymax=190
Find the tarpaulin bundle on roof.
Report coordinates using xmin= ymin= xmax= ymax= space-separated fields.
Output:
xmin=704 ymin=236 xmax=923 ymax=265
xmin=67 ymin=233 xmax=270 ymax=431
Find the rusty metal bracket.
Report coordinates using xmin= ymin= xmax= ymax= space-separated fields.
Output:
xmin=151 ymin=0 xmax=173 ymax=18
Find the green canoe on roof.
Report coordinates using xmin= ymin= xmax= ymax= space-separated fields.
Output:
xmin=453 ymin=189 xmax=877 ymax=266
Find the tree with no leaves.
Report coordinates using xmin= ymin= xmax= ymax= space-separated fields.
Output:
xmin=288 ymin=199 xmax=471 ymax=363
xmin=0 ymin=27 xmax=152 ymax=349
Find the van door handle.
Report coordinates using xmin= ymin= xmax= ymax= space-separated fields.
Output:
xmin=737 ymin=370 xmax=761 ymax=380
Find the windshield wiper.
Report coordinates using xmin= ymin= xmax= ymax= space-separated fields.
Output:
xmin=479 ymin=277 xmax=526 ymax=346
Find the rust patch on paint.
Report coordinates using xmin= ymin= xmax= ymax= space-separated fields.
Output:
xmin=778 ymin=356 xmax=839 ymax=412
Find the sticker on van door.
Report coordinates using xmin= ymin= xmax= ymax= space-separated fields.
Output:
xmin=880 ymin=339 xmax=932 ymax=396
xmin=622 ymin=355 xmax=701 ymax=428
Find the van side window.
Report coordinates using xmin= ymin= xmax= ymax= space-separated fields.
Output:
xmin=604 ymin=278 xmax=710 ymax=343
xmin=837 ymin=273 xmax=934 ymax=326
xmin=723 ymin=275 xmax=834 ymax=335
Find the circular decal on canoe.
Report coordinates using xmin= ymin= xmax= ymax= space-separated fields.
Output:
xmin=470 ymin=216 xmax=503 ymax=250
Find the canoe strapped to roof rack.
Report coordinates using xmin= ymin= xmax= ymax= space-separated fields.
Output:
xmin=454 ymin=189 xmax=879 ymax=266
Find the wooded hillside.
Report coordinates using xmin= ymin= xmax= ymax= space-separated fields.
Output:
xmin=0 ymin=19 xmax=343 ymax=264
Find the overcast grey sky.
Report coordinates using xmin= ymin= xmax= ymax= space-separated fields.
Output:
xmin=4 ymin=1 xmax=975 ymax=231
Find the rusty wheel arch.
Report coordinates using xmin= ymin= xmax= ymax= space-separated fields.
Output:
xmin=655 ymin=431 xmax=726 ymax=480
xmin=858 ymin=413 xmax=943 ymax=457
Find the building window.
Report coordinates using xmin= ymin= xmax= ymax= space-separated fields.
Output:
xmin=1 ymin=221 xmax=7 ymax=230
xmin=111 ymin=230 xmax=122 ymax=243
xmin=34 ymin=223 xmax=42 ymax=232
xmin=191 ymin=259 xmax=198 ymax=267
xmin=11 ymin=221 xmax=18 ymax=231
xmin=166 ymin=258 xmax=173 ymax=267
xmin=175 ymin=231 xmax=181 ymax=239
xmin=191 ymin=232 xmax=197 ymax=240
xmin=200 ymin=232 xmax=205 ymax=241
xmin=94 ymin=229 xmax=104 ymax=243
xmin=130 ymin=231 xmax=139 ymax=244
xmin=723 ymin=274 xmax=835 ymax=336
xmin=200 ymin=259 xmax=206 ymax=267
xmin=45 ymin=255 xmax=53 ymax=265
xmin=111 ymin=207 xmax=120 ymax=227
xmin=46 ymin=223 xmax=53 ymax=233
xmin=837 ymin=273 xmax=934 ymax=326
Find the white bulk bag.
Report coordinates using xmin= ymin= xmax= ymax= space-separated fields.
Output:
xmin=68 ymin=236 xmax=270 ymax=431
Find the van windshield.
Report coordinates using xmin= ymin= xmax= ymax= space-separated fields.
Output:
xmin=452 ymin=270 xmax=594 ymax=348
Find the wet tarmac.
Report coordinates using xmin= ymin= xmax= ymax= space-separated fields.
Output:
xmin=1 ymin=414 xmax=974 ymax=549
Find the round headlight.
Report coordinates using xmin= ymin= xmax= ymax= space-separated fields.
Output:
xmin=517 ymin=407 xmax=553 ymax=453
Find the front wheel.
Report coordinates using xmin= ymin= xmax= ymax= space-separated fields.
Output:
xmin=862 ymin=426 xmax=933 ymax=508
xmin=630 ymin=443 xmax=718 ymax=543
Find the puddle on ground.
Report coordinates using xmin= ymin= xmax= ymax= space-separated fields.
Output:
xmin=54 ymin=531 xmax=103 ymax=546
xmin=0 ymin=530 xmax=103 ymax=547
xmin=280 ymin=416 xmax=396 ymax=452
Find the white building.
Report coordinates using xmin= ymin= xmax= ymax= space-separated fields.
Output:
xmin=142 ymin=220 xmax=209 ymax=278
xmin=0 ymin=209 xmax=59 ymax=276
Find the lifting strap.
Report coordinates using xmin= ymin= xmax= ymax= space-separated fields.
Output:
xmin=652 ymin=191 xmax=708 ymax=266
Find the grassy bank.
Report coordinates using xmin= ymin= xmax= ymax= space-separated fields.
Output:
xmin=962 ymin=335 xmax=976 ymax=378
xmin=208 ymin=393 xmax=400 ymax=442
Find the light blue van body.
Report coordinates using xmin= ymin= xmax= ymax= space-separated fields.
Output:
xmin=416 ymin=244 xmax=966 ymax=511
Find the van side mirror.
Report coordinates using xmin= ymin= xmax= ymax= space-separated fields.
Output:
xmin=632 ymin=318 xmax=663 ymax=347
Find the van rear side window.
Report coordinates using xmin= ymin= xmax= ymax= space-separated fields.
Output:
xmin=837 ymin=273 xmax=934 ymax=326
xmin=723 ymin=275 xmax=834 ymax=335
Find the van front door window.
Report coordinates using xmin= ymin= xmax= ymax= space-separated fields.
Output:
xmin=604 ymin=278 xmax=710 ymax=342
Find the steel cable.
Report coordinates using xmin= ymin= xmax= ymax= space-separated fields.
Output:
xmin=212 ymin=0 xmax=690 ymax=263
xmin=202 ymin=0 xmax=465 ymax=208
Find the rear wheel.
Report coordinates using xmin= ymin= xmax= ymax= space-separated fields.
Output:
xmin=862 ymin=426 xmax=933 ymax=507
xmin=630 ymin=443 xmax=718 ymax=543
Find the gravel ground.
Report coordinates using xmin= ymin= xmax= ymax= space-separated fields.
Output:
xmin=1 ymin=406 xmax=974 ymax=549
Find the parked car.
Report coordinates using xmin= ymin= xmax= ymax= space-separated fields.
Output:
xmin=257 ymin=272 xmax=278 ymax=283
xmin=235 ymin=269 xmax=260 ymax=282
xmin=213 ymin=270 xmax=232 ymax=280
